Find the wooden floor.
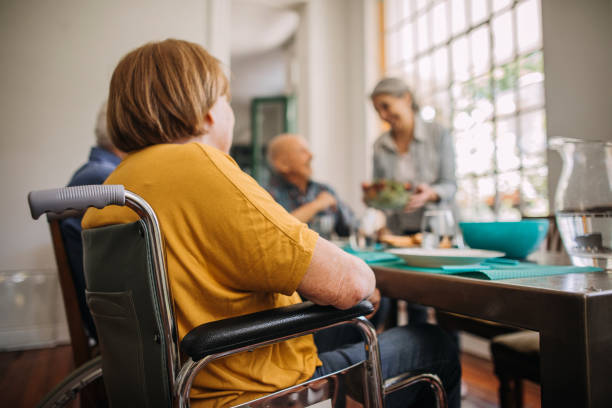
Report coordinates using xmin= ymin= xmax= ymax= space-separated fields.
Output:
xmin=0 ymin=345 xmax=540 ymax=407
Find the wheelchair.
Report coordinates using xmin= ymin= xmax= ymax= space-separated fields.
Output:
xmin=29 ymin=185 xmax=447 ymax=408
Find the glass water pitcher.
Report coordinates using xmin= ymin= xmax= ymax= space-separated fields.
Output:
xmin=549 ymin=137 xmax=612 ymax=268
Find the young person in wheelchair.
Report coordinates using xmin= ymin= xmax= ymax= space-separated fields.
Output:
xmin=82 ymin=39 xmax=460 ymax=407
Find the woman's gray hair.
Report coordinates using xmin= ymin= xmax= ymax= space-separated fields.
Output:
xmin=94 ymin=101 xmax=113 ymax=150
xmin=370 ymin=77 xmax=419 ymax=111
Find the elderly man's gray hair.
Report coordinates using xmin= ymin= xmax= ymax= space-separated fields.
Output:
xmin=94 ymin=101 xmax=113 ymax=150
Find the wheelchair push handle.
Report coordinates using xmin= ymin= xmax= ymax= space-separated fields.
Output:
xmin=28 ymin=185 xmax=125 ymax=219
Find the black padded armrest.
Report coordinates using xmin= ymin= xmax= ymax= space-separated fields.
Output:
xmin=181 ymin=300 xmax=373 ymax=360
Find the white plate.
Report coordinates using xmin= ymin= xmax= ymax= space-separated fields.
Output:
xmin=386 ymin=248 xmax=505 ymax=268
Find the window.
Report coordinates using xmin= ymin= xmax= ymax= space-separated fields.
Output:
xmin=383 ymin=0 xmax=548 ymax=220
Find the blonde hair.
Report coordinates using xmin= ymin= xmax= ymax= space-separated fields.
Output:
xmin=107 ymin=39 xmax=229 ymax=152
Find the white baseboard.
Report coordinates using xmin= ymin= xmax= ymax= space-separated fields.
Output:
xmin=0 ymin=323 xmax=69 ymax=351
xmin=0 ymin=269 xmax=70 ymax=350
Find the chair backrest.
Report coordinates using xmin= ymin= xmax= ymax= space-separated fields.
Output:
xmin=83 ymin=220 xmax=174 ymax=407
xmin=46 ymin=215 xmax=93 ymax=367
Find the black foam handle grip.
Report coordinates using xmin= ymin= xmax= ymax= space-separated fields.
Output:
xmin=28 ymin=185 xmax=125 ymax=219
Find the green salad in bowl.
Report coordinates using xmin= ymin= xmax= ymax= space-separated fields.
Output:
xmin=363 ymin=179 xmax=412 ymax=210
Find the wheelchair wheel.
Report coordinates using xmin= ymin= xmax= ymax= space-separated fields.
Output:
xmin=36 ymin=355 xmax=104 ymax=408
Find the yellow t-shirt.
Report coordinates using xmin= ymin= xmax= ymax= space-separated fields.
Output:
xmin=82 ymin=142 xmax=321 ymax=407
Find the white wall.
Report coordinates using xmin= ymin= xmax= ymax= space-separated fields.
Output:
xmin=541 ymin=0 xmax=612 ymax=210
xmin=296 ymin=0 xmax=379 ymax=214
xmin=0 ymin=0 xmax=229 ymax=348
xmin=231 ymin=47 xmax=290 ymax=145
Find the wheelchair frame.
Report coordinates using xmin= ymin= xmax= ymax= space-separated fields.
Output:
xmin=29 ymin=185 xmax=447 ymax=408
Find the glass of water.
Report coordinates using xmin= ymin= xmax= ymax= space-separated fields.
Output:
xmin=420 ymin=209 xmax=456 ymax=249
xmin=311 ymin=213 xmax=336 ymax=240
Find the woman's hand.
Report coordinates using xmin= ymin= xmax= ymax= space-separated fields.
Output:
xmin=404 ymin=183 xmax=438 ymax=213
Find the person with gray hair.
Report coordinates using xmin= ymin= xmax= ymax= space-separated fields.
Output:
xmin=369 ymin=77 xmax=457 ymax=234
xmin=369 ymin=77 xmax=457 ymax=326
xmin=59 ymin=101 xmax=125 ymax=341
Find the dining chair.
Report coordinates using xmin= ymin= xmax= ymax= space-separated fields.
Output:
xmin=46 ymin=214 xmax=106 ymax=406
xmin=47 ymin=214 xmax=95 ymax=367
xmin=490 ymin=330 xmax=539 ymax=408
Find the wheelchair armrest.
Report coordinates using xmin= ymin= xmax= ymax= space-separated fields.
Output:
xmin=181 ymin=300 xmax=373 ymax=360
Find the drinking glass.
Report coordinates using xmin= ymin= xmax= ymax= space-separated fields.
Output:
xmin=420 ymin=209 xmax=456 ymax=249
xmin=311 ymin=213 xmax=335 ymax=240
xmin=350 ymin=208 xmax=385 ymax=251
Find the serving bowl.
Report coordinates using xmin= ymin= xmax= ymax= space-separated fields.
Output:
xmin=362 ymin=180 xmax=412 ymax=210
xmin=459 ymin=219 xmax=549 ymax=259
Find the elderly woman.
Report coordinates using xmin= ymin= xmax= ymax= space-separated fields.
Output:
xmin=370 ymin=78 xmax=458 ymax=327
xmin=370 ymin=77 xmax=457 ymax=235
xmin=83 ymin=40 xmax=460 ymax=407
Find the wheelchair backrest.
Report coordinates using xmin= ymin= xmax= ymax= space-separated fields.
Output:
xmin=83 ymin=220 xmax=172 ymax=407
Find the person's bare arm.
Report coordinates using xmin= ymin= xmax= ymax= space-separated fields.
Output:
xmin=291 ymin=191 xmax=337 ymax=223
xmin=297 ymin=236 xmax=375 ymax=310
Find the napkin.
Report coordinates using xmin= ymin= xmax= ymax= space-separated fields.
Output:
xmin=370 ymin=260 xmax=602 ymax=280
xmin=343 ymin=246 xmax=399 ymax=264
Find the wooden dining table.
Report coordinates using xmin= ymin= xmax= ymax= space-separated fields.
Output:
xmin=371 ymin=251 xmax=612 ymax=407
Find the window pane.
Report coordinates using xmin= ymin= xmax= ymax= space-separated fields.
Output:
xmin=496 ymin=117 xmax=520 ymax=171
xmin=433 ymin=46 xmax=449 ymax=88
xmin=495 ymin=90 xmax=516 ymax=116
xmin=432 ymin=1 xmax=449 ymax=46
xmin=516 ymin=0 xmax=542 ymax=53
xmin=497 ymin=171 xmax=521 ymax=220
xmin=477 ymin=176 xmax=496 ymax=220
xmin=493 ymin=60 xmax=518 ymax=96
xmin=451 ymin=35 xmax=470 ymax=82
xmin=470 ymin=25 xmax=491 ymax=76
xmin=519 ymin=81 xmax=544 ymax=110
xmin=492 ymin=0 xmax=512 ymax=13
xmin=451 ymin=0 xmax=467 ymax=35
xmin=471 ymin=0 xmax=488 ymax=25
xmin=402 ymin=62 xmax=416 ymax=88
xmin=416 ymin=11 xmax=429 ymax=53
xmin=400 ymin=22 xmax=415 ymax=62
xmin=457 ymin=178 xmax=478 ymax=220
xmin=386 ymin=31 xmax=399 ymax=68
xmin=455 ymin=122 xmax=494 ymax=176
xmin=433 ymin=90 xmax=451 ymax=126
xmin=399 ymin=0 xmax=412 ymax=20
xmin=415 ymin=0 xmax=429 ymax=13
xmin=386 ymin=0 xmax=399 ymax=29
xmin=386 ymin=64 xmax=404 ymax=78
xmin=520 ymin=109 xmax=546 ymax=168
xmin=468 ymin=74 xmax=492 ymax=116
xmin=492 ymin=11 xmax=514 ymax=65
xmin=518 ymin=51 xmax=545 ymax=109
xmin=417 ymin=54 xmax=433 ymax=95
xmin=522 ymin=166 xmax=549 ymax=216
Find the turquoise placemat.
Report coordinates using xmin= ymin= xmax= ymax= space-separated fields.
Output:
xmin=343 ymin=245 xmax=400 ymax=264
xmin=371 ymin=259 xmax=602 ymax=280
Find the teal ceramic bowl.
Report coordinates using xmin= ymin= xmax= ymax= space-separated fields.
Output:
xmin=458 ymin=220 xmax=549 ymax=259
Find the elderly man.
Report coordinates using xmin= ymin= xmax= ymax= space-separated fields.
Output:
xmin=265 ymin=133 xmax=356 ymax=238
xmin=60 ymin=101 xmax=124 ymax=340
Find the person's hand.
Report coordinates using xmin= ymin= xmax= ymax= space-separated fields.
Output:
xmin=404 ymin=183 xmax=438 ymax=213
xmin=315 ymin=191 xmax=337 ymax=212
xmin=365 ymin=288 xmax=381 ymax=320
